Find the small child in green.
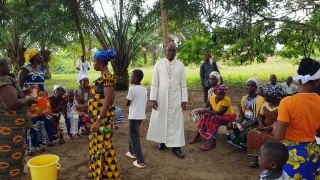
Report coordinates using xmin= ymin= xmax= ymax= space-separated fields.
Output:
xmin=125 ymin=69 xmax=148 ymax=168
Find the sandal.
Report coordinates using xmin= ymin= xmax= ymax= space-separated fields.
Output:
xmin=249 ymin=161 xmax=259 ymax=168
xmin=36 ymin=147 xmax=45 ymax=153
xmin=85 ymin=173 xmax=92 ymax=179
xmin=188 ymin=138 xmax=201 ymax=144
xmin=200 ymin=145 xmax=215 ymax=151
xmin=26 ymin=149 xmax=34 ymax=156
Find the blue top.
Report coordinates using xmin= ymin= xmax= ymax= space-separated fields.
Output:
xmin=21 ymin=64 xmax=46 ymax=91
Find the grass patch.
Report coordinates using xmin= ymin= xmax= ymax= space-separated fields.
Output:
xmin=45 ymin=59 xmax=298 ymax=91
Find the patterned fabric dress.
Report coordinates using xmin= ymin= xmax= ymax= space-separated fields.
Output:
xmin=21 ymin=64 xmax=53 ymax=146
xmin=49 ymin=96 xmax=68 ymax=140
xmin=247 ymin=102 xmax=278 ymax=156
xmin=0 ymin=77 xmax=32 ymax=179
xmin=88 ymin=73 xmax=120 ymax=180
xmin=74 ymin=86 xmax=91 ymax=134
xmin=226 ymin=95 xmax=264 ymax=148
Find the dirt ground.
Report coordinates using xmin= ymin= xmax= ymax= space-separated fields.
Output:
xmin=23 ymin=88 xmax=262 ymax=180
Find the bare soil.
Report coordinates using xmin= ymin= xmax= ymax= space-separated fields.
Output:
xmin=23 ymin=88 xmax=262 ymax=180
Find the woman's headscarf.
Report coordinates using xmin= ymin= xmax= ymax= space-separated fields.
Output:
xmin=53 ymin=84 xmax=66 ymax=92
xmin=210 ymin=71 xmax=221 ymax=82
xmin=263 ymin=85 xmax=286 ymax=99
xmin=77 ymin=74 xmax=88 ymax=83
xmin=213 ymin=85 xmax=227 ymax=94
xmin=24 ymin=48 xmax=39 ymax=63
xmin=246 ymin=77 xmax=260 ymax=87
xmin=94 ymin=48 xmax=116 ymax=63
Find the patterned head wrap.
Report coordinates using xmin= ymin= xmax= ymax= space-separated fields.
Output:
xmin=53 ymin=84 xmax=66 ymax=92
xmin=24 ymin=48 xmax=39 ymax=63
xmin=94 ymin=48 xmax=116 ymax=62
xmin=213 ymin=85 xmax=227 ymax=94
xmin=77 ymin=74 xmax=88 ymax=83
xmin=246 ymin=77 xmax=260 ymax=87
xmin=210 ymin=71 xmax=221 ymax=81
xmin=263 ymin=85 xmax=286 ymax=99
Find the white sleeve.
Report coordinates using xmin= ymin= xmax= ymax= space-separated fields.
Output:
xmin=150 ymin=63 xmax=159 ymax=101
xmin=126 ymin=87 xmax=133 ymax=100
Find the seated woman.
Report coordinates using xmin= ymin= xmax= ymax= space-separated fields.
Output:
xmin=272 ymin=58 xmax=320 ymax=179
xmin=247 ymin=85 xmax=286 ymax=168
xmin=74 ymin=74 xmax=91 ymax=135
xmin=226 ymin=77 xmax=264 ymax=148
xmin=189 ymin=85 xmax=236 ymax=151
xmin=190 ymin=71 xmax=220 ymax=122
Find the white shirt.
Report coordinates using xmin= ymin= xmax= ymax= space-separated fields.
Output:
xmin=126 ymin=85 xmax=148 ymax=119
xmin=77 ymin=61 xmax=90 ymax=75
xmin=281 ymin=82 xmax=298 ymax=95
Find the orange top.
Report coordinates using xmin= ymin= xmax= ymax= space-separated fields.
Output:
xmin=209 ymin=95 xmax=234 ymax=115
xmin=277 ymin=93 xmax=320 ymax=142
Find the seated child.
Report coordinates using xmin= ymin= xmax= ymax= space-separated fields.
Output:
xmin=258 ymin=142 xmax=289 ymax=180
xmin=65 ymin=90 xmax=79 ymax=139
xmin=49 ymin=85 xmax=68 ymax=144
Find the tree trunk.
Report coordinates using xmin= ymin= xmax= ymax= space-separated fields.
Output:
xmin=39 ymin=49 xmax=52 ymax=79
xmin=111 ymin=59 xmax=129 ymax=90
xmin=87 ymin=31 xmax=92 ymax=61
xmin=152 ymin=52 xmax=156 ymax=65
xmin=160 ymin=0 xmax=169 ymax=49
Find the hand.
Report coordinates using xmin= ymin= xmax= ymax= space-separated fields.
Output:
xmin=262 ymin=125 xmax=273 ymax=132
xmin=270 ymin=122 xmax=277 ymax=136
xmin=92 ymin=120 xmax=101 ymax=132
xmin=258 ymin=123 xmax=265 ymax=130
xmin=181 ymin=102 xmax=186 ymax=110
xmin=202 ymin=87 xmax=205 ymax=91
xmin=152 ymin=101 xmax=158 ymax=110
xmin=27 ymin=96 xmax=38 ymax=104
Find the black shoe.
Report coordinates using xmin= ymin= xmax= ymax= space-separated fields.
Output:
xmin=158 ymin=143 xmax=166 ymax=150
xmin=172 ymin=148 xmax=185 ymax=159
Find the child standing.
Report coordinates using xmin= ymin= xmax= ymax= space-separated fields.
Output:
xmin=258 ymin=142 xmax=289 ymax=180
xmin=65 ymin=90 xmax=78 ymax=139
xmin=125 ymin=69 xmax=148 ymax=168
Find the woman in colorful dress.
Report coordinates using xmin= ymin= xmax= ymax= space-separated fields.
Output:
xmin=74 ymin=74 xmax=91 ymax=135
xmin=226 ymin=77 xmax=264 ymax=148
xmin=49 ymin=85 xmax=68 ymax=144
xmin=0 ymin=58 xmax=37 ymax=179
xmin=272 ymin=58 xmax=320 ymax=179
xmin=246 ymin=85 xmax=286 ymax=168
xmin=190 ymin=71 xmax=220 ymax=123
xmin=189 ymin=85 xmax=236 ymax=151
xmin=18 ymin=48 xmax=53 ymax=155
xmin=88 ymin=49 xmax=120 ymax=179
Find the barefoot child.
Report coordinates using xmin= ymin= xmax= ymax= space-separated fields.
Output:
xmin=65 ymin=90 xmax=79 ymax=139
xmin=125 ymin=69 xmax=148 ymax=168
xmin=258 ymin=142 xmax=289 ymax=180
xmin=49 ymin=85 xmax=68 ymax=144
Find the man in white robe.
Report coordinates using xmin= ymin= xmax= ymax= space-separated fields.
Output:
xmin=146 ymin=42 xmax=188 ymax=159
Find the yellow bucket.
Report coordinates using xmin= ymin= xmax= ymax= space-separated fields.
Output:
xmin=27 ymin=154 xmax=60 ymax=180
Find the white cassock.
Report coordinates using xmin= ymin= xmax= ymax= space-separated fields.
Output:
xmin=146 ymin=58 xmax=188 ymax=147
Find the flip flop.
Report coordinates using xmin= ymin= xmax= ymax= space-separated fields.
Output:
xmin=200 ymin=145 xmax=214 ymax=151
xmin=188 ymin=138 xmax=201 ymax=144
xmin=133 ymin=160 xmax=146 ymax=168
xmin=126 ymin=152 xmax=136 ymax=159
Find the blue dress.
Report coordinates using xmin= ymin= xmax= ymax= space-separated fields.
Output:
xmin=20 ymin=64 xmax=53 ymax=148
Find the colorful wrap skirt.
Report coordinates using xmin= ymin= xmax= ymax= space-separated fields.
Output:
xmin=226 ymin=119 xmax=256 ymax=148
xmin=247 ymin=129 xmax=278 ymax=156
xmin=282 ymin=140 xmax=320 ymax=179
xmin=197 ymin=112 xmax=236 ymax=139
xmin=0 ymin=127 xmax=26 ymax=179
